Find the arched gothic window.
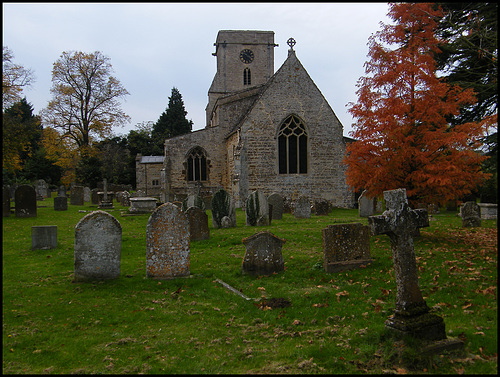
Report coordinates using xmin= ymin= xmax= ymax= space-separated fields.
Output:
xmin=243 ymin=68 xmax=251 ymax=85
xmin=186 ymin=147 xmax=208 ymax=181
xmin=278 ymin=115 xmax=308 ymax=174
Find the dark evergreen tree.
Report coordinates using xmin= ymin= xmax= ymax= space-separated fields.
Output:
xmin=152 ymin=87 xmax=193 ymax=153
xmin=435 ymin=3 xmax=497 ymax=203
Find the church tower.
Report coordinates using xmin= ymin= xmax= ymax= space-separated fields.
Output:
xmin=206 ymin=30 xmax=277 ymax=126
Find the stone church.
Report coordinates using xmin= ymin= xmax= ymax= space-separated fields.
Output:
xmin=154 ymin=30 xmax=354 ymax=208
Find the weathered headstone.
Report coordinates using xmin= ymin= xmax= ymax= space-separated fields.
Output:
xmin=322 ymin=223 xmax=372 ymax=273
xmin=268 ymin=193 xmax=284 ymax=220
xmin=32 ymin=226 xmax=57 ymax=250
xmin=89 ymin=188 xmax=98 ymax=204
xmin=358 ymin=190 xmax=375 ymax=217
xmin=368 ymin=188 xmax=446 ymax=341
xmin=54 ymin=196 xmax=68 ymax=211
xmin=116 ymin=191 xmax=131 ymax=207
xmin=70 ymin=186 xmax=84 ymax=206
xmin=314 ymin=200 xmax=330 ymax=216
xmin=58 ymin=185 xmax=67 ymax=197
xmin=129 ymin=197 xmax=157 ymax=213
xmin=83 ymin=187 xmax=91 ymax=202
xmin=460 ymin=201 xmax=481 ymax=227
xmin=3 ymin=186 xmax=11 ymax=217
xmin=74 ymin=211 xmax=122 ymax=282
xmin=294 ymin=196 xmax=311 ymax=219
xmin=146 ymin=203 xmax=190 ymax=279
xmin=182 ymin=194 xmax=206 ymax=212
xmin=15 ymin=185 xmax=37 ymax=218
xmin=245 ymin=190 xmax=269 ymax=226
xmin=35 ymin=179 xmax=48 ymax=200
xmin=478 ymin=203 xmax=497 ymax=220
xmin=98 ymin=179 xmax=114 ymax=209
xmin=242 ymin=231 xmax=285 ymax=275
xmin=211 ymin=189 xmax=236 ymax=228
xmin=186 ymin=206 xmax=210 ymax=241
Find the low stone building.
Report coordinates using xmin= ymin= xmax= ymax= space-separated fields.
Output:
xmin=135 ymin=154 xmax=165 ymax=198
xmin=161 ymin=30 xmax=354 ymax=208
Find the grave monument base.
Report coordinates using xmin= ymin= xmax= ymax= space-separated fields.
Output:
xmin=324 ymin=259 xmax=373 ymax=273
xmin=385 ymin=308 xmax=446 ymax=341
xmin=98 ymin=201 xmax=114 ymax=209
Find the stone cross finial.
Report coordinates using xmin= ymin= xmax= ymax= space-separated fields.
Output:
xmin=369 ymin=188 xmax=446 ymax=340
xmin=287 ymin=37 xmax=296 ymax=50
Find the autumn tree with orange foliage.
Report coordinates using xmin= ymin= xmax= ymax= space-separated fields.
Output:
xmin=344 ymin=3 xmax=490 ymax=207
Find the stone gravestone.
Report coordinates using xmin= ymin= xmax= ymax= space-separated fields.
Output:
xmin=32 ymin=226 xmax=57 ymax=250
xmin=358 ymin=190 xmax=376 ymax=217
xmin=74 ymin=211 xmax=122 ymax=282
xmin=294 ymin=196 xmax=311 ymax=219
xmin=368 ymin=188 xmax=447 ymax=341
xmin=181 ymin=194 xmax=206 ymax=212
xmin=211 ymin=188 xmax=236 ymax=228
xmin=322 ymin=223 xmax=372 ymax=273
xmin=35 ymin=179 xmax=48 ymax=200
xmin=3 ymin=186 xmax=11 ymax=217
xmin=478 ymin=203 xmax=497 ymax=220
xmin=267 ymin=192 xmax=284 ymax=220
xmin=58 ymin=185 xmax=67 ymax=197
xmin=460 ymin=201 xmax=481 ymax=227
xmin=98 ymin=179 xmax=114 ymax=209
xmin=146 ymin=203 xmax=190 ymax=279
xmin=245 ymin=190 xmax=269 ymax=226
xmin=54 ymin=196 xmax=68 ymax=211
xmin=185 ymin=207 xmax=210 ymax=241
xmin=83 ymin=187 xmax=91 ymax=203
xmin=15 ymin=185 xmax=37 ymax=218
xmin=242 ymin=231 xmax=285 ymax=275
xmin=314 ymin=200 xmax=330 ymax=216
xmin=91 ymin=188 xmax=99 ymax=205
xmin=70 ymin=186 xmax=84 ymax=206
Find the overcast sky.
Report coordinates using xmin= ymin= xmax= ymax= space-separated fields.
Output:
xmin=3 ymin=2 xmax=391 ymax=137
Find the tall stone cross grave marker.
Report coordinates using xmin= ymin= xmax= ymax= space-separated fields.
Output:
xmin=368 ymin=188 xmax=446 ymax=341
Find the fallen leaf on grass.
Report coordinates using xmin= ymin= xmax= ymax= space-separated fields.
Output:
xmin=336 ymin=291 xmax=349 ymax=302
xmin=462 ymin=303 xmax=473 ymax=310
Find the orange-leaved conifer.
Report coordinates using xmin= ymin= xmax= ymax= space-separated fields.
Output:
xmin=344 ymin=2 xmax=490 ymax=207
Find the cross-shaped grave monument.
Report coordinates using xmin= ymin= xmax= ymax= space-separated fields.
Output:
xmin=368 ymin=188 xmax=446 ymax=341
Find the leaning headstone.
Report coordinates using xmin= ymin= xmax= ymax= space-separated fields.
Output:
xmin=54 ymin=196 xmax=68 ymax=211
xmin=245 ymin=190 xmax=269 ymax=226
xmin=314 ymin=200 xmax=330 ymax=216
xmin=3 ymin=186 xmax=11 ymax=217
xmin=91 ymin=188 xmax=99 ymax=205
xmin=368 ymin=188 xmax=447 ymax=341
xmin=146 ymin=203 xmax=190 ymax=279
xmin=460 ymin=201 xmax=481 ymax=228
xmin=267 ymin=193 xmax=284 ymax=220
xmin=322 ymin=223 xmax=372 ymax=273
xmin=15 ymin=185 xmax=37 ymax=218
xmin=186 ymin=207 xmax=210 ymax=241
xmin=74 ymin=211 xmax=122 ymax=282
xmin=70 ymin=186 xmax=84 ymax=206
xmin=294 ymin=196 xmax=311 ymax=219
xmin=358 ymin=190 xmax=375 ymax=217
xmin=83 ymin=187 xmax=91 ymax=202
xmin=182 ymin=194 xmax=205 ymax=212
xmin=242 ymin=231 xmax=285 ymax=275
xmin=32 ymin=226 xmax=57 ymax=250
xmin=211 ymin=189 xmax=236 ymax=228
xmin=478 ymin=203 xmax=497 ymax=220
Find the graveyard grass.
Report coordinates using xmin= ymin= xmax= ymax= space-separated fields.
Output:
xmin=2 ymin=198 xmax=497 ymax=374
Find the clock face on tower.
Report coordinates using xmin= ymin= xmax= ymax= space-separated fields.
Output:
xmin=239 ymin=49 xmax=254 ymax=64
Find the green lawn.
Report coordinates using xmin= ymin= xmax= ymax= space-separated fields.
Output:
xmin=2 ymin=197 xmax=497 ymax=374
